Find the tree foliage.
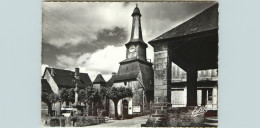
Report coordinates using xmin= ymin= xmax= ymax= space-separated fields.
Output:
xmin=67 ymin=88 xmax=75 ymax=102
xmin=41 ymin=91 xmax=59 ymax=116
xmin=58 ymin=88 xmax=75 ymax=103
xmin=107 ymin=87 xmax=133 ymax=101
xmin=59 ymin=88 xmax=68 ymax=103
xmin=90 ymin=89 xmax=101 ymax=103
xmin=42 ymin=92 xmax=59 ymax=104
xmin=100 ymin=88 xmax=108 ymax=100
xmin=78 ymin=89 xmax=87 ymax=103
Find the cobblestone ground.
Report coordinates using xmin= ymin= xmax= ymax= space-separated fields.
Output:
xmin=85 ymin=115 xmax=149 ymax=127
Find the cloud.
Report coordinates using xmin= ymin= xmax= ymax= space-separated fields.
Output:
xmin=55 ymin=45 xmax=125 ymax=80
xmin=56 ymin=55 xmax=77 ymax=68
xmin=42 ymin=2 xmax=214 ymax=48
xmin=42 ymin=2 xmax=215 ymax=80
xmin=42 ymin=2 xmax=133 ymax=48
xmin=78 ymin=45 xmax=125 ymax=73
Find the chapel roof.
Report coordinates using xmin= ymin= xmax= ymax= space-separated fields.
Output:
xmin=43 ymin=67 xmax=93 ymax=88
xmin=93 ymin=74 xmax=106 ymax=84
xmin=114 ymin=61 xmax=153 ymax=91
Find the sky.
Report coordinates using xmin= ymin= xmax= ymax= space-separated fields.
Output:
xmin=41 ymin=2 xmax=215 ymax=81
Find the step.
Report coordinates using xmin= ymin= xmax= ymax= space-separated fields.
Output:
xmin=205 ymin=117 xmax=218 ymax=123
xmin=204 ymin=122 xmax=218 ymax=127
xmin=152 ymin=114 xmax=166 ymax=117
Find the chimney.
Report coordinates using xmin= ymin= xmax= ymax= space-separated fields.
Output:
xmin=75 ymin=68 xmax=80 ymax=79
xmin=51 ymin=68 xmax=55 ymax=76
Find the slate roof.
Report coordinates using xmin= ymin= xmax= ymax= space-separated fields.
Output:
xmin=105 ymin=73 xmax=117 ymax=88
xmin=120 ymin=58 xmax=152 ymax=65
xmin=115 ymin=60 xmax=153 ymax=91
xmin=44 ymin=67 xmax=93 ymax=88
xmin=93 ymin=74 xmax=106 ymax=84
xmin=115 ymin=61 xmax=140 ymax=82
xmin=41 ymin=79 xmax=53 ymax=93
xmin=149 ymin=3 xmax=218 ymax=43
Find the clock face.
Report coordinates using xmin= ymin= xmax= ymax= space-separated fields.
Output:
xmin=129 ymin=45 xmax=135 ymax=52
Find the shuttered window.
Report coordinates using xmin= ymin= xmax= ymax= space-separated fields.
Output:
xmin=171 ymin=89 xmax=185 ymax=105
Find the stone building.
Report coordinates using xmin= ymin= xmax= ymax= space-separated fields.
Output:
xmin=41 ymin=67 xmax=93 ymax=116
xmin=110 ymin=5 xmax=154 ymax=117
xmin=148 ymin=3 xmax=218 ymax=113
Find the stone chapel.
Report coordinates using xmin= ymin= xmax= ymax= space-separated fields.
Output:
xmin=110 ymin=5 xmax=154 ymax=117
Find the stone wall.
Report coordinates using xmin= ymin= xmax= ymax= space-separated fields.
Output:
xmin=154 ymin=50 xmax=171 ymax=103
xmin=143 ymin=106 xmax=205 ymax=127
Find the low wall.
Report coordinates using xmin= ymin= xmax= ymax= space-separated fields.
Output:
xmin=41 ymin=115 xmax=105 ymax=127
xmin=142 ymin=106 xmax=206 ymax=127
xmin=167 ymin=106 xmax=205 ymax=127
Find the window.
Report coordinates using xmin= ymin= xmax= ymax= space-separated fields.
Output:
xmin=171 ymin=89 xmax=185 ymax=105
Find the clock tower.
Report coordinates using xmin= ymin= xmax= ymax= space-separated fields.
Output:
xmin=125 ymin=4 xmax=148 ymax=61
xmin=113 ymin=4 xmax=154 ymax=116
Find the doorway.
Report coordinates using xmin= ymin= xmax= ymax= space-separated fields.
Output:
xmin=122 ymin=99 xmax=128 ymax=119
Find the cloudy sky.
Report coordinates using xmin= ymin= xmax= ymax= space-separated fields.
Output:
xmin=42 ymin=2 xmax=215 ymax=81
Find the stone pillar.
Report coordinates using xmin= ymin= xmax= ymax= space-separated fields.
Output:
xmin=186 ymin=69 xmax=197 ymax=106
xmin=154 ymin=50 xmax=171 ymax=103
xmin=74 ymin=84 xmax=79 ymax=105
xmin=75 ymin=92 xmax=78 ymax=104
xmin=56 ymin=102 xmax=61 ymax=116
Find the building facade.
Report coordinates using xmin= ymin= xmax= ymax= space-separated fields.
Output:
xmin=148 ymin=3 xmax=219 ymax=113
xmin=42 ymin=67 xmax=93 ymax=116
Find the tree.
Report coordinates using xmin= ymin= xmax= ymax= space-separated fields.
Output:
xmin=107 ymin=87 xmax=133 ymax=119
xmin=59 ymin=88 xmax=68 ymax=104
xmin=100 ymin=88 xmax=109 ymax=116
xmin=67 ymin=88 xmax=75 ymax=103
xmin=78 ymin=89 xmax=87 ymax=104
xmin=41 ymin=92 xmax=59 ymax=116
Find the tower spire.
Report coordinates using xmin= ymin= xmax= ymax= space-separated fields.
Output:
xmin=130 ymin=4 xmax=143 ymax=43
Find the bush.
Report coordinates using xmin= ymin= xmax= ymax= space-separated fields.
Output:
xmin=71 ymin=115 xmax=97 ymax=127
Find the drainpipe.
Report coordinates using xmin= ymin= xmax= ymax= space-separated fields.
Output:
xmin=137 ymin=78 xmax=145 ymax=115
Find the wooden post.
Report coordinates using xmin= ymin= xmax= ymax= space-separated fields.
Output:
xmin=202 ymin=89 xmax=207 ymax=106
xmin=186 ymin=68 xmax=197 ymax=106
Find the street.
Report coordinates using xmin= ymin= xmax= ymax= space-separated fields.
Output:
xmin=86 ymin=115 xmax=150 ymax=127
